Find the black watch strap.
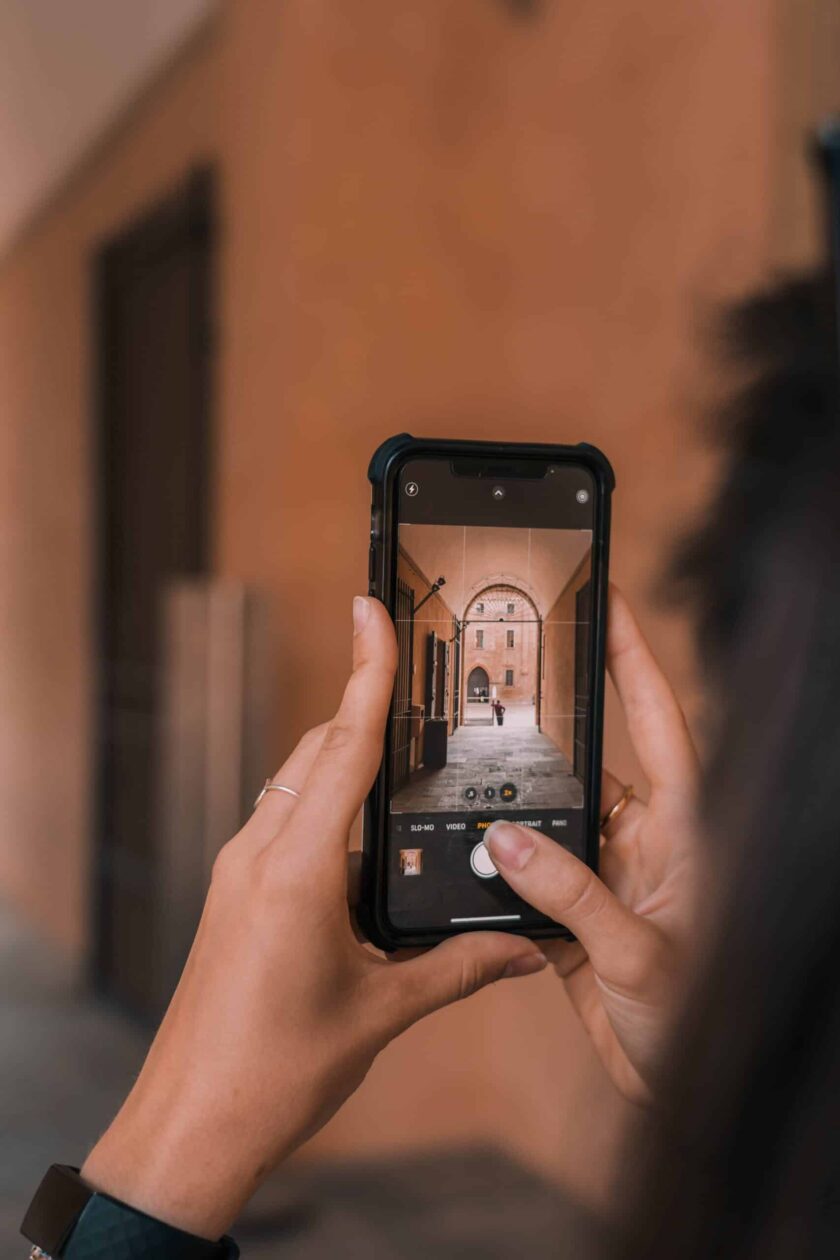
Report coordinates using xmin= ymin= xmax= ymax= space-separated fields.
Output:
xmin=21 ymin=1165 xmax=239 ymax=1259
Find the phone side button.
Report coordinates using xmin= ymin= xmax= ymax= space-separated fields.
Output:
xmin=368 ymin=544 xmax=378 ymax=593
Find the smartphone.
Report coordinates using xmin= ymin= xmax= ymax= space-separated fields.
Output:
xmin=360 ymin=434 xmax=613 ymax=950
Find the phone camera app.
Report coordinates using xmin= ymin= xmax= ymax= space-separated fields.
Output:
xmin=387 ymin=514 xmax=595 ymax=930
xmin=390 ymin=524 xmax=591 ymax=817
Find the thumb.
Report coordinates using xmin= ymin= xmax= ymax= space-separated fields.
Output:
xmin=385 ymin=933 xmax=548 ymax=1032
xmin=484 ymin=820 xmax=660 ymax=991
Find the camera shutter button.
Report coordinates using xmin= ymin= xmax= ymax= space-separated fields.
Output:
xmin=470 ymin=841 xmax=499 ymax=879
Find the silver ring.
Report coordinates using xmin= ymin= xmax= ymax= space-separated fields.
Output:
xmin=253 ymin=779 xmax=302 ymax=809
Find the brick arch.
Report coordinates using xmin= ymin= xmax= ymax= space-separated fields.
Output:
xmin=460 ymin=581 xmax=543 ymax=725
xmin=464 ymin=580 xmax=541 ymax=621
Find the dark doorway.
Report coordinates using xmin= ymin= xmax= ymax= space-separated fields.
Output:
xmin=467 ymin=666 xmax=489 ymax=699
xmin=424 ymin=633 xmax=439 ymax=717
xmin=422 ymin=632 xmax=449 ymax=770
xmin=452 ymin=623 xmax=461 ymax=730
xmin=435 ymin=638 xmax=450 ymax=719
xmin=392 ymin=578 xmax=415 ymax=792
xmin=573 ymin=582 xmax=591 ymax=781
xmin=93 ymin=170 xmax=215 ymax=1018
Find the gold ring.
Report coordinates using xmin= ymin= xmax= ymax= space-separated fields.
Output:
xmin=253 ymin=779 xmax=302 ymax=809
xmin=600 ymin=784 xmax=634 ymax=832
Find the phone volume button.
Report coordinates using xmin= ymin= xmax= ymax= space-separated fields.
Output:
xmin=370 ymin=509 xmax=383 ymax=542
xmin=368 ymin=544 xmax=378 ymax=588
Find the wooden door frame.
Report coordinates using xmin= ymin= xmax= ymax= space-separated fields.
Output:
xmin=392 ymin=578 xmax=415 ymax=791
xmin=90 ymin=168 xmax=216 ymax=1000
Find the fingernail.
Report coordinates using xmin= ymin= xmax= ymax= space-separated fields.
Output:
xmin=485 ymin=822 xmax=536 ymax=871
xmin=503 ymin=952 xmax=548 ymax=979
xmin=353 ymin=595 xmax=371 ymax=634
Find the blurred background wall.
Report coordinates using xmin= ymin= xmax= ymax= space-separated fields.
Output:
xmin=1 ymin=0 xmax=839 ymax=1213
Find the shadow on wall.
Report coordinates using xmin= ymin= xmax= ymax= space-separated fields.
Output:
xmin=542 ymin=551 xmax=592 ymax=768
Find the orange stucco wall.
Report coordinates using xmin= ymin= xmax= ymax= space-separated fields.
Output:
xmin=1 ymin=0 xmax=832 ymax=1209
xmin=542 ymin=553 xmax=592 ymax=763
xmin=0 ymin=23 xmax=221 ymax=956
xmin=214 ymin=0 xmax=776 ymax=1203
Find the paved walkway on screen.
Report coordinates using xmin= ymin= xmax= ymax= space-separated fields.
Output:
xmin=392 ymin=718 xmax=583 ymax=812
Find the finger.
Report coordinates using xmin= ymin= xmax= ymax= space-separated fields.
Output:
xmin=245 ymin=723 xmax=330 ymax=843
xmin=278 ymin=597 xmax=397 ymax=857
xmin=485 ymin=820 xmax=660 ymax=991
xmin=542 ymin=937 xmax=586 ymax=979
xmin=563 ymin=964 xmax=652 ymax=1104
xmin=607 ymin=585 xmax=697 ymax=794
xmin=382 ymin=932 xmax=548 ymax=1032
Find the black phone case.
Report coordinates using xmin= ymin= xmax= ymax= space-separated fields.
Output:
xmin=359 ymin=433 xmax=615 ymax=951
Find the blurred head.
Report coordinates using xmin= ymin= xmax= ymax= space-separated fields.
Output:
xmin=622 ymin=272 xmax=840 ymax=1258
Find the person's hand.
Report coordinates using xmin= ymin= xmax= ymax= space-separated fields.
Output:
xmin=81 ymin=596 xmax=547 ymax=1240
xmin=485 ymin=586 xmax=699 ymax=1104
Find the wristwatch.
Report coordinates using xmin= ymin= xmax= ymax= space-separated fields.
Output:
xmin=21 ymin=1165 xmax=239 ymax=1259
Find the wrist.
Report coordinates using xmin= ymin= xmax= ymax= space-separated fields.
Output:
xmin=21 ymin=1164 xmax=238 ymax=1259
xmin=81 ymin=1099 xmax=259 ymax=1241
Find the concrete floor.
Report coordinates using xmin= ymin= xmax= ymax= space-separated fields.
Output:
xmin=392 ymin=721 xmax=584 ymax=813
xmin=1 ymin=902 xmax=602 ymax=1258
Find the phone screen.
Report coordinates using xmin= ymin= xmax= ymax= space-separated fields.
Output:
xmin=384 ymin=456 xmax=599 ymax=934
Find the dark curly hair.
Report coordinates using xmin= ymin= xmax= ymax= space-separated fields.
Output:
xmin=616 ymin=272 xmax=840 ymax=1259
